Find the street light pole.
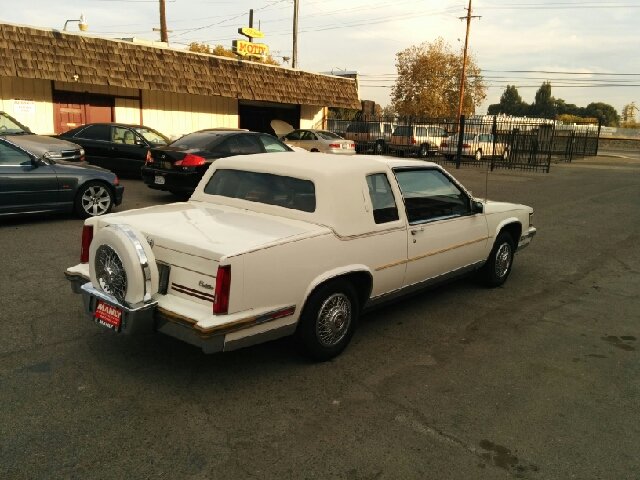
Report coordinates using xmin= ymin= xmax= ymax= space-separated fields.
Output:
xmin=159 ymin=0 xmax=169 ymax=43
xmin=292 ymin=0 xmax=299 ymax=68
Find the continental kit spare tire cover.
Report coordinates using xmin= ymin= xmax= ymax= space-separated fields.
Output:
xmin=89 ymin=224 xmax=159 ymax=306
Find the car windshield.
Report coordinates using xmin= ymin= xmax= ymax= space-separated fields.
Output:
xmin=316 ymin=131 xmax=342 ymax=140
xmin=171 ymin=132 xmax=217 ymax=149
xmin=133 ymin=127 xmax=168 ymax=145
xmin=204 ymin=169 xmax=316 ymax=213
xmin=0 ymin=113 xmax=30 ymax=135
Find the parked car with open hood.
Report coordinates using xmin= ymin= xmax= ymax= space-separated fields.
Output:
xmin=0 ymin=136 xmax=123 ymax=218
xmin=0 ymin=111 xmax=85 ymax=162
xmin=58 ymin=123 xmax=169 ymax=175
xmin=140 ymin=129 xmax=292 ymax=196
xmin=65 ymin=153 xmax=536 ymax=360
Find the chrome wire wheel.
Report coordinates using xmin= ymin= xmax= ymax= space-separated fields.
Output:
xmin=494 ymin=242 xmax=512 ymax=279
xmin=95 ymin=245 xmax=127 ymax=303
xmin=316 ymin=293 xmax=352 ymax=348
xmin=82 ymin=185 xmax=112 ymax=216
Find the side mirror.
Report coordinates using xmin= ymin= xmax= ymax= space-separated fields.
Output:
xmin=30 ymin=156 xmax=41 ymax=168
xmin=471 ymin=201 xmax=484 ymax=214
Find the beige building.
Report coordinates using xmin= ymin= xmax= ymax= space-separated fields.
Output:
xmin=0 ymin=23 xmax=360 ymax=138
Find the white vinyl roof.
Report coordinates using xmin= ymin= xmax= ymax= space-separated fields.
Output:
xmin=190 ymin=153 xmax=440 ymax=237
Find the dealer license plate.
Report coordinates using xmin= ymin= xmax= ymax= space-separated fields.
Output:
xmin=94 ymin=300 xmax=122 ymax=331
xmin=155 ymin=176 xmax=165 ymax=185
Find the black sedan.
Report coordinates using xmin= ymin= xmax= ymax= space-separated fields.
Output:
xmin=58 ymin=123 xmax=169 ymax=175
xmin=141 ymin=129 xmax=292 ymax=196
xmin=0 ymin=137 xmax=123 ymax=218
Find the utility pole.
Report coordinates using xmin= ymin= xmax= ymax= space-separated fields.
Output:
xmin=159 ymin=0 xmax=169 ymax=43
xmin=292 ymin=0 xmax=299 ymax=68
xmin=457 ymin=0 xmax=481 ymax=119
xmin=249 ymin=9 xmax=254 ymax=43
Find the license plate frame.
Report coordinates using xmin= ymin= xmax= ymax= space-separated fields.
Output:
xmin=94 ymin=300 xmax=122 ymax=332
xmin=155 ymin=175 xmax=165 ymax=185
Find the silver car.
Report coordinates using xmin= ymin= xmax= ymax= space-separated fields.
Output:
xmin=439 ymin=132 xmax=509 ymax=161
xmin=283 ymin=129 xmax=356 ymax=155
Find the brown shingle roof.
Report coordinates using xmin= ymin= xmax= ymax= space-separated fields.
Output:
xmin=0 ymin=23 xmax=361 ymax=109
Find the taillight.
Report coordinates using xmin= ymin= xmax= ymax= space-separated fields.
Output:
xmin=462 ymin=143 xmax=471 ymax=148
xmin=213 ymin=266 xmax=231 ymax=314
xmin=81 ymin=225 xmax=93 ymax=263
xmin=174 ymin=153 xmax=206 ymax=167
xmin=350 ymin=143 xmax=355 ymax=148
xmin=411 ymin=137 xmax=417 ymax=144
xmin=145 ymin=150 xmax=153 ymax=163
xmin=440 ymin=142 xmax=448 ymax=148
xmin=328 ymin=143 xmax=341 ymax=148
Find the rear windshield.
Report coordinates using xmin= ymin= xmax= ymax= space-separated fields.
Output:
xmin=346 ymin=122 xmax=366 ymax=133
xmin=171 ymin=132 xmax=218 ymax=149
xmin=316 ymin=131 xmax=342 ymax=140
xmin=204 ymin=169 xmax=316 ymax=213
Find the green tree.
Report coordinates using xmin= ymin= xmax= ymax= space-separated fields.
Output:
xmin=391 ymin=37 xmax=486 ymax=118
xmin=487 ymin=85 xmax=527 ymax=115
xmin=583 ymin=102 xmax=619 ymax=127
xmin=529 ymin=81 xmax=556 ymax=117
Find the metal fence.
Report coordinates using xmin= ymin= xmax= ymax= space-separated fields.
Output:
xmin=326 ymin=115 xmax=601 ymax=173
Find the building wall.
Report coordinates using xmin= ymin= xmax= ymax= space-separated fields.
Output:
xmin=300 ymin=105 xmax=326 ymax=130
xmin=142 ymin=91 xmax=238 ymax=139
xmin=0 ymin=77 xmax=54 ymax=134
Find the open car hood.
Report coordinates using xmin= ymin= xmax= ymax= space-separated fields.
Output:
xmin=270 ymin=120 xmax=295 ymax=138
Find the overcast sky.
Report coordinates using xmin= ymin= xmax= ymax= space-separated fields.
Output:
xmin=4 ymin=0 xmax=639 ymax=115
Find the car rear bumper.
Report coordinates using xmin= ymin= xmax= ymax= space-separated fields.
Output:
xmin=114 ymin=185 xmax=124 ymax=205
xmin=141 ymin=167 xmax=203 ymax=193
xmin=64 ymin=269 xmax=297 ymax=354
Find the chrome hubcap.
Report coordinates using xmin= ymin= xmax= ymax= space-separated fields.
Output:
xmin=494 ymin=242 xmax=512 ymax=279
xmin=95 ymin=245 xmax=127 ymax=302
xmin=82 ymin=186 xmax=111 ymax=216
xmin=316 ymin=293 xmax=351 ymax=348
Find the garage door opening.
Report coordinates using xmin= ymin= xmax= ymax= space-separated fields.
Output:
xmin=239 ymin=101 xmax=300 ymax=137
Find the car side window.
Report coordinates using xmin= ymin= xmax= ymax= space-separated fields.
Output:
xmin=300 ymin=131 xmax=316 ymax=141
xmin=0 ymin=142 xmax=31 ymax=166
xmin=236 ymin=135 xmax=262 ymax=155
xmin=384 ymin=124 xmax=392 ymax=134
xmin=112 ymin=126 xmax=140 ymax=145
xmin=416 ymin=127 xmax=427 ymax=137
xmin=366 ymin=174 xmax=400 ymax=224
xmin=74 ymin=125 xmax=111 ymax=142
xmin=285 ymin=131 xmax=301 ymax=140
xmin=259 ymin=135 xmax=289 ymax=153
xmin=479 ymin=134 xmax=493 ymax=143
xmin=215 ymin=138 xmax=240 ymax=154
xmin=394 ymin=169 xmax=471 ymax=224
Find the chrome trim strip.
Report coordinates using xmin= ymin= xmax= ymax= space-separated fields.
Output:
xmin=366 ymin=260 xmax=485 ymax=309
xmin=81 ymin=283 xmax=157 ymax=312
xmin=109 ymin=224 xmax=154 ymax=304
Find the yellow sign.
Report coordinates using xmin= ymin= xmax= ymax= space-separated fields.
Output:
xmin=238 ymin=27 xmax=264 ymax=39
xmin=233 ymin=40 xmax=269 ymax=57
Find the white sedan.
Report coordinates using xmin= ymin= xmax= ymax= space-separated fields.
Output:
xmin=65 ymin=153 xmax=536 ymax=360
xmin=439 ymin=132 xmax=510 ymax=161
xmin=282 ymin=129 xmax=356 ymax=155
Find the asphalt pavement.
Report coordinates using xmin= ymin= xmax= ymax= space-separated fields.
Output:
xmin=1 ymin=157 xmax=639 ymax=479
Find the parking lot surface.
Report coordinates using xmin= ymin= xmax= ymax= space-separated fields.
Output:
xmin=1 ymin=158 xmax=639 ymax=479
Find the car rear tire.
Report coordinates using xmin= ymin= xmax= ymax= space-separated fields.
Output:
xmin=74 ymin=181 xmax=114 ymax=218
xmin=374 ymin=142 xmax=384 ymax=155
xmin=502 ymin=149 xmax=509 ymax=161
xmin=479 ymin=232 xmax=515 ymax=288
xmin=418 ymin=144 xmax=429 ymax=158
xmin=475 ymin=149 xmax=483 ymax=161
xmin=444 ymin=154 xmax=454 ymax=161
xmin=296 ymin=279 xmax=359 ymax=361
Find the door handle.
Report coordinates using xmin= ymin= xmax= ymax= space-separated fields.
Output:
xmin=411 ymin=227 xmax=424 ymax=235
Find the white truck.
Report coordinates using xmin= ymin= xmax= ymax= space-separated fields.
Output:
xmin=65 ymin=153 xmax=536 ymax=360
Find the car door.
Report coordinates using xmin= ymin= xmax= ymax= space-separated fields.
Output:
xmin=393 ymin=167 xmax=489 ymax=287
xmin=110 ymin=126 xmax=149 ymax=174
xmin=72 ymin=124 xmax=113 ymax=170
xmin=298 ymin=130 xmax=322 ymax=152
xmin=0 ymin=141 xmax=59 ymax=214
